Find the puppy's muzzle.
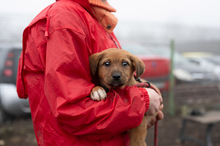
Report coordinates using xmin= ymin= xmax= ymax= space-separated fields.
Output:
xmin=112 ymin=72 xmax=121 ymax=81
xmin=110 ymin=71 xmax=125 ymax=87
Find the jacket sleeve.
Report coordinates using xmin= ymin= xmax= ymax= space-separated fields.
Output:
xmin=44 ymin=28 xmax=149 ymax=140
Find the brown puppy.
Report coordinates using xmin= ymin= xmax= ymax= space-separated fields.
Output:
xmin=89 ymin=48 xmax=158 ymax=146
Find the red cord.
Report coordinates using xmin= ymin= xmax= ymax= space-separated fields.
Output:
xmin=133 ymin=82 xmax=159 ymax=146
xmin=154 ymin=120 xmax=158 ymax=146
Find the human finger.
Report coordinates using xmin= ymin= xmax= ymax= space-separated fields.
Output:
xmin=157 ymin=110 xmax=164 ymax=120
xmin=147 ymin=117 xmax=156 ymax=129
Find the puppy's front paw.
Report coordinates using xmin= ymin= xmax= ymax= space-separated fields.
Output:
xmin=90 ymin=86 xmax=107 ymax=101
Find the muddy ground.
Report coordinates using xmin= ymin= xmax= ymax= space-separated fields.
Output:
xmin=0 ymin=96 xmax=220 ymax=146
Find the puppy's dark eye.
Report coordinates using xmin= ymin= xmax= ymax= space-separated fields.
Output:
xmin=122 ymin=62 xmax=129 ymax=67
xmin=104 ymin=61 xmax=110 ymax=66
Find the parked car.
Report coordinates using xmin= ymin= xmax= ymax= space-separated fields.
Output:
xmin=183 ymin=52 xmax=220 ymax=81
xmin=204 ymin=56 xmax=220 ymax=81
xmin=122 ymin=42 xmax=216 ymax=85
xmin=121 ymin=42 xmax=170 ymax=92
xmin=204 ymin=55 xmax=220 ymax=65
xmin=0 ymin=47 xmax=30 ymax=122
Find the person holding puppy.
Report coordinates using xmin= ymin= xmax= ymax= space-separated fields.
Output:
xmin=16 ymin=0 xmax=163 ymax=145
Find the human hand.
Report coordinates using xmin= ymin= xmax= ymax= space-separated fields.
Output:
xmin=147 ymin=105 xmax=164 ymax=128
xmin=145 ymin=88 xmax=163 ymax=116
xmin=145 ymin=87 xmax=164 ymax=128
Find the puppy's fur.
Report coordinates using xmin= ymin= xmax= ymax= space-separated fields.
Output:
xmin=89 ymin=48 xmax=158 ymax=146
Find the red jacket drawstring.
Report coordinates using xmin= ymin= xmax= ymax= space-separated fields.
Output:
xmin=45 ymin=5 xmax=53 ymax=37
xmin=45 ymin=16 xmax=50 ymax=37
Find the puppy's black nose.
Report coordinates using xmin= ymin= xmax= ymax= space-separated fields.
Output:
xmin=112 ymin=72 xmax=121 ymax=81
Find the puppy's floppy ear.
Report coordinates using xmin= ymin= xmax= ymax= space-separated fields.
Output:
xmin=89 ymin=52 xmax=103 ymax=76
xmin=130 ymin=55 xmax=145 ymax=78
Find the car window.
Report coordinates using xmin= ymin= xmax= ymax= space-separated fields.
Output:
xmin=205 ymin=56 xmax=220 ymax=65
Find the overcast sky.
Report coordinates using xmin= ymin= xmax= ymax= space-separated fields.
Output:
xmin=110 ymin=0 xmax=220 ymax=28
xmin=0 ymin=0 xmax=220 ymax=28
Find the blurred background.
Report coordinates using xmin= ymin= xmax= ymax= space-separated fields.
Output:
xmin=0 ymin=0 xmax=220 ymax=146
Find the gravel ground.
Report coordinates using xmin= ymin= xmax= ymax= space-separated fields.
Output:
xmin=0 ymin=96 xmax=220 ymax=146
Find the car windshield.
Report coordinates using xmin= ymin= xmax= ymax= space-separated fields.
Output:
xmin=205 ymin=56 xmax=220 ymax=65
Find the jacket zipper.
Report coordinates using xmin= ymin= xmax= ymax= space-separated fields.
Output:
xmin=110 ymin=35 xmax=120 ymax=49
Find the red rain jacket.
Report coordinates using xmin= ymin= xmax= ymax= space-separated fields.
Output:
xmin=16 ymin=0 xmax=149 ymax=145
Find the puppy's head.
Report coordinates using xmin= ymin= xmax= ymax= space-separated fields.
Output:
xmin=89 ymin=48 xmax=145 ymax=89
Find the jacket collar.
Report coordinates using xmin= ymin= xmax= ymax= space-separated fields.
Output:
xmin=56 ymin=0 xmax=95 ymax=18
xmin=56 ymin=0 xmax=117 ymax=33
xmin=89 ymin=0 xmax=116 ymax=12
xmin=91 ymin=6 xmax=117 ymax=33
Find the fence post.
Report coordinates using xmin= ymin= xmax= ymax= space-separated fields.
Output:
xmin=169 ymin=40 xmax=175 ymax=116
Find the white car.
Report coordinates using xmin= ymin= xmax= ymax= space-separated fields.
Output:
xmin=122 ymin=42 xmax=216 ymax=84
xmin=184 ymin=52 xmax=220 ymax=81
xmin=0 ymin=47 xmax=30 ymax=122
xmin=0 ymin=83 xmax=30 ymax=121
